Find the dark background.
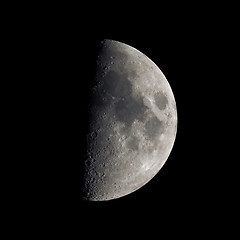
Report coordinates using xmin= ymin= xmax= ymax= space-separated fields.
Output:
xmin=9 ymin=4 xmax=237 ymax=236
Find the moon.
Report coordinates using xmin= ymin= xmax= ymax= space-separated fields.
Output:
xmin=83 ymin=39 xmax=177 ymax=201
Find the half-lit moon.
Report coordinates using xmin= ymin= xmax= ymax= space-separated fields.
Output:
xmin=83 ymin=39 xmax=177 ymax=201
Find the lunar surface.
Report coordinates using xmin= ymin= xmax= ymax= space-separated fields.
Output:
xmin=83 ymin=39 xmax=177 ymax=201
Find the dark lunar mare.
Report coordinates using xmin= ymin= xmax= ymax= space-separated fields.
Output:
xmin=115 ymin=95 xmax=148 ymax=129
xmin=154 ymin=92 xmax=168 ymax=110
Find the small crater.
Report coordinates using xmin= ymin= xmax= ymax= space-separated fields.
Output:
xmin=84 ymin=158 xmax=92 ymax=168
xmin=90 ymin=131 xmax=97 ymax=139
xmin=103 ymin=65 xmax=110 ymax=71
xmin=154 ymin=92 xmax=168 ymax=110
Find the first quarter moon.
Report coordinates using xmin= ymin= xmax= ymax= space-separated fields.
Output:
xmin=83 ymin=39 xmax=177 ymax=201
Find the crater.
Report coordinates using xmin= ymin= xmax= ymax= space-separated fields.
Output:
xmin=144 ymin=115 xmax=164 ymax=141
xmin=154 ymin=92 xmax=168 ymax=110
xmin=99 ymin=43 xmax=130 ymax=72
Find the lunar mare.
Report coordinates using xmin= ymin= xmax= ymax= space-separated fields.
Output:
xmin=83 ymin=39 xmax=177 ymax=201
